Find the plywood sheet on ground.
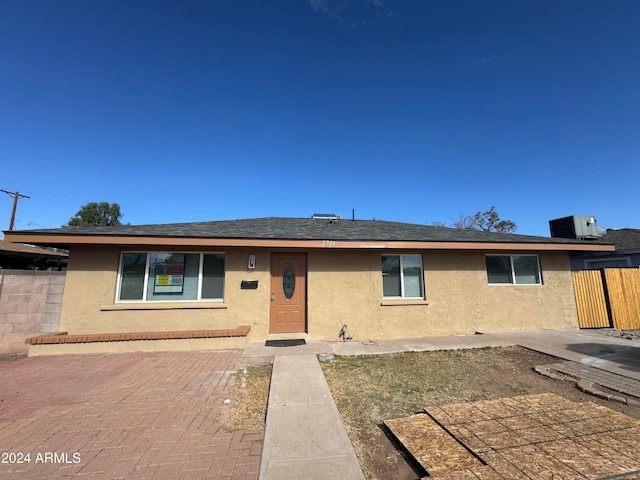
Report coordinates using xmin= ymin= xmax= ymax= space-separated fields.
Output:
xmin=384 ymin=414 xmax=483 ymax=475
xmin=387 ymin=393 xmax=640 ymax=479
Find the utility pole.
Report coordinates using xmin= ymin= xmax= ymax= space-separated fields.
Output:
xmin=1 ymin=189 xmax=30 ymax=231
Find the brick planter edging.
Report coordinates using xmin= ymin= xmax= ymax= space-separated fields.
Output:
xmin=25 ymin=325 xmax=251 ymax=345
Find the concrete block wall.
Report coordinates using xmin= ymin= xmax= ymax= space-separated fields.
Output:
xmin=0 ymin=270 xmax=66 ymax=355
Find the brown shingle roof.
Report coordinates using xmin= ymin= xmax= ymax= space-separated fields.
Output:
xmin=4 ymin=217 xmax=610 ymax=245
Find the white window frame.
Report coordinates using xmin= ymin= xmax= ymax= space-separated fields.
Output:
xmin=486 ymin=254 xmax=542 ymax=286
xmin=382 ymin=254 xmax=425 ymax=299
xmin=115 ymin=251 xmax=226 ymax=303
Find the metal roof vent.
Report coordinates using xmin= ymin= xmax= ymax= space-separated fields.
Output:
xmin=312 ymin=213 xmax=341 ymax=221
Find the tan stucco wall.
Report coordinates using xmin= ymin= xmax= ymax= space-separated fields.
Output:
xmin=307 ymin=250 xmax=579 ymax=341
xmin=59 ymin=245 xmax=272 ymax=340
xmin=59 ymin=246 xmax=579 ymax=343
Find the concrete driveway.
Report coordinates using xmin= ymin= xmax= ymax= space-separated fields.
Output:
xmin=482 ymin=329 xmax=640 ymax=381
xmin=0 ymin=351 xmax=263 ymax=479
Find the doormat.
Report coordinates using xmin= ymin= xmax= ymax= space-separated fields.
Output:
xmin=265 ymin=339 xmax=306 ymax=347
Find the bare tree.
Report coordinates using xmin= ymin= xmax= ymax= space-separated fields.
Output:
xmin=453 ymin=206 xmax=516 ymax=233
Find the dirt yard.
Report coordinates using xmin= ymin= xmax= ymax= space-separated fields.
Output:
xmin=224 ymin=363 xmax=272 ymax=431
xmin=320 ymin=346 xmax=640 ymax=480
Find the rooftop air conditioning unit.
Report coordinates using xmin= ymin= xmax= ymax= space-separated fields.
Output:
xmin=549 ymin=216 xmax=601 ymax=239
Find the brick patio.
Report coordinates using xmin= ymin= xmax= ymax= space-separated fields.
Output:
xmin=0 ymin=351 xmax=264 ymax=479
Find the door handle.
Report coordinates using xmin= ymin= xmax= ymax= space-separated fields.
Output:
xmin=271 ymin=296 xmax=275 ymax=301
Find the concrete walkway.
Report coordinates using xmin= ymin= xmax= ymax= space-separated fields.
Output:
xmin=481 ymin=329 xmax=640 ymax=381
xmin=330 ymin=333 xmax=514 ymax=355
xmin=258 ymin=355 xmax=365 ymax=480
xmin=242 ymin=333 xmax=514 ymax=359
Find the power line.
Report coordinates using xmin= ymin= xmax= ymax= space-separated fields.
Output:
xmin=1 ymin=190 xmax=30 ymax=231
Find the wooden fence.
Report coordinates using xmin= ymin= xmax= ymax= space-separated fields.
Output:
xmin=572 ymin=270 xmax=610 ymax=328
xmin=572 ymin=268 xmax=640 ymax=330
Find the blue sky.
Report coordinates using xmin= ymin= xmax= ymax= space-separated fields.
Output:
xmin=1 ymin=0 xmax=638 ymax=237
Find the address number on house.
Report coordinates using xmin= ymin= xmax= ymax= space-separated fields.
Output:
xmin=321 ymin=240 xmax=336 ymax=247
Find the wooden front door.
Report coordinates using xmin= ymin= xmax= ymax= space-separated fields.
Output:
xmin=270 ymin=253 xmax=307 ymax=334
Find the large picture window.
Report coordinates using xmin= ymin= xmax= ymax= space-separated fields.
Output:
xmin=117 ymin=252 xmax=225 ymax=302
xmin=486 ymin=255 xmax=541 ymax=285
xmin=382 ymin=254 xmax=424 ymax=298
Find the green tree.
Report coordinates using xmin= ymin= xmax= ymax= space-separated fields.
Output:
xmin=65 ymin=202 xmax=125 ymax=227
xmin=453 ymin=206 xmax=516 ymax=233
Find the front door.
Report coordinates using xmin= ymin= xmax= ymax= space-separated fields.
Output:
xmin=270 ymin=253 xmax=307 ymax=334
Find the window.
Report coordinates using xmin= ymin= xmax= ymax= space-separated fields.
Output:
xmin=486 ymin=255 xmax=541 ymax=285
xmin=382 ymin=254 xmax=424 ymax=298
xmin=117 ymin=252 xmax=225 ymax=302
xmin=584 ymin=258 xmax=631 ymax=269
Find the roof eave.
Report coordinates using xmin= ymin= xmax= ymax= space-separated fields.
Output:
xmin=2 ymin=233 xmax=617 ymax=252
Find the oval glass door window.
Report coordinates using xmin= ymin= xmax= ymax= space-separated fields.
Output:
xmin=282 ymin=263 xmax=295 ymax=300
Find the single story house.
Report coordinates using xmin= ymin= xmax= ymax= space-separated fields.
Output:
xmin=3 ymin=216 xmax=614 ymax=355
